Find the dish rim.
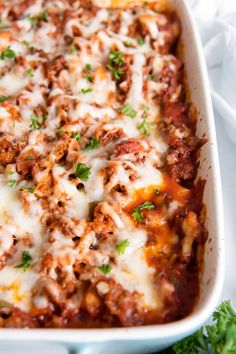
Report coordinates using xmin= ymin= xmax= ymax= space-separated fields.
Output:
xmin=0 ymin=0 xmax=224 ymax=342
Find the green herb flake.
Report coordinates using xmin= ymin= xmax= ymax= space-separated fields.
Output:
xmin=15 ymin=251 xmax=32 ymax=271
xmin=84 ymin=137 xmax=100 ymax=151
xmin=85 ymin=73 xmax=93 ymax=83
xmin=147 ymin=73 xmax=155 ymax=81
xmin=28 ymin=16 xmax=37 ymax=26
xmin=26 ymin=155 xmax=34 ymax=160
xmin=123 ymin=41 xmax=132 ymax=47
xmin=0 ymin=47 xmax=16 ymax=60
xmin=98 ymin=264 xmax=112 ymax=275
xmin=20 ymin=185 xmax=35 ymax=193
xmin=0 ymin=96 xmax=8 ymax=103
xmin=72 ymin=132 xmax=81 ymax=142
xmin=7 ymin=179 xmax=17 ymax=188
xmin=85 ymin=63 xmax=92 ymax=71
xmin=71 ymin=45 xmax=77 ymax=54
xmin=22 ymin=40 xmax=34 ymax=51
xmin=73 ymin=163 xmax=91 ymax=181
xmin=27 ymin=68 xmax=34 ymax=77
xmin=30 ymin=114 xmax=45 ymax=130
xmin=79 ymin=88 xmax=93 ymax=94
xmin=120 ymin=103 xmax=137 ymax=118
xmin=55 ymin=128 xmax=64 ymax=137
xmin=132 ymin=201 xmax=155 ymax=222
xmin=107 ymin=49 xmax=124 ymax=81
xmin=138 ymin=119 xmax=151 ymax=136
xmin=154 ymin=187 xmax=161 ymax=196
xmin=137 ymin=37 xmax=145 ymax=46
xmin=116 ymin=239 xmax=129 ymax=256
xmin=38 ymin=12 xmax=48 ymax=21
xmin=0 ymin=22 xmax=7 ymax=29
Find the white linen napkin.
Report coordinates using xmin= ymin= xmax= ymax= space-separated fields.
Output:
xmin=188 ymin=0 xmax=236 ymax=143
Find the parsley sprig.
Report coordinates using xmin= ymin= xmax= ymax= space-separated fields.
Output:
xmin=73 ymin=163 xmax=91 ymax=181
xmin=15 ymin=251 xmax=32 ymax=271
xmin=80 ymin=88 xmax=93 ymax=94
xmin=0 ymin=47 xmax=15 ymax=60
xmin=72 ymin=132 xmax=81 ymax=142
xmin=120 ymin=103 xmax=137 ymax=118
xmin=132 ymin=201 xmax=155 ymax=222
xmin=160 ymin=301 xmax=236 ymax=354
xmin=85 ymin=137 xmax=100 ymax=151
xmin=0 ymin=96 xmax=8 ymax=103
xmin=116 ymin=239 xmax=129 ymax=256
xmin=30 ymin=114 xmax=46 ymax=130
xmin=107 ymin=49 xmax=124 ymax=81
xmin=98 ymin=264 xmax=112 ymax=275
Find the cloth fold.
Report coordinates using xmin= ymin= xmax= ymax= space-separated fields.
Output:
xmin=188 ymin=0 xmax=236 ymax=143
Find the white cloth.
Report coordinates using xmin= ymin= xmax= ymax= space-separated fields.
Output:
xmin=189 ymin=0 xmax=236 ymax=307
xmin=189 ymin=0 xmax=236 ymax=143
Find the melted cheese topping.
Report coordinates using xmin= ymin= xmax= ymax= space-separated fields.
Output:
xmin=0 ymin=0 xmax=188 ymax=323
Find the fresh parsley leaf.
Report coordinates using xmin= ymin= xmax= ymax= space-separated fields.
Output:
xmin=85 ymin=73 xmax=93 ymax=83
xmin=0 ymin=21 xmax=7 ymax=29
xmin=123 ymin=41 xmax=132 ymax=47
xmin=120 ymin=103 xmax=137 ymax=118
xmin=80 ymin=88 xmax=93 ymax=94
xmin=30 ymin=114 xmax=45 ymax=130
xmin=132 ymin=201 xmax=155 ymax=222
xmin=138 ymin=118 xmax=151 ymax=136
xmin=84 ymin=137 xmax=100 ymax=151
xmin=85 ymin=63 xmax=92 ymax=71
xmin=22 ymin=40 xmax=34 ymax=51
xmin=72 ymin=132 xmax=81 ymax=142
xmin=71 ymin=45 xmax=77 ymax=54
xmin=0 ymin=96 xmax=8 ymax=103
xmin=137 ymin=37 xmax=145 ymax=46
xmin=147 ymin=73 xmax=155 ymax=80
xmin=116 ymin=239 xmax=129 ymax=256
xmin=27 ymin=68 xmax=34 ymax=77
xmin=56 ymin=127 xmax=64 ymax=137
xmin=98 ymin=264 xmax=112 ymax=275
xmin=15 ymin=251 xmax=32 ymax=271
xmin=154 ymin=187 xmax=161 ymax=195
xmin=107 ymin=49 xmax=124 ymax=81
xmin=38 ymin=12 xmax=48 ymax=21
xmin=170 ymin=301 xmax=236 ymax=354
xmin=7 ymin=179 xmax=17 ymax=188
xmin=20 ymin=185 xmax=35 ymax=193
xmin=73 ymin=163 xmax=91 ymax=181
xmin=28 ymin=16 xmax=37 ymax=26
xmin=0 ymin=47 xmax=15 ymax=60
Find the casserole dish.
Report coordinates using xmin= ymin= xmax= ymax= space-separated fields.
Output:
xmin=0 ymin=0 xmax=224 ymax=353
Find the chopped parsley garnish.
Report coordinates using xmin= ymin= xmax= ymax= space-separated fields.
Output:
xmin=138 ymin=118 xmax=151 ymax=136
xmin=56 ymin=127 xmax=64 ymax=137
xmin=154 ymin=187 xmax=161 ymax=196
xmin=147 ymin=73 xmax=155 ymax=81
xmin=38 ymin=12 xmax=48 ymax=21
xmin=98 ymin=264 xmax=112 ymax=275
xmin=107 ymin=49 xmax=124 ymax=81
xmin=30 ymin=114 xmax=45 ymax=130
xmin=20 ymin=185 xmax=35 ymax=193
xmin=84 ymin=73 xmax=93 ymax=83
xmin=0 ymin=96 xmax=8 ymax=103
xmin=116 ymin=239 xmax=129 ymax=256
xmin=0 ymin=47 xmax=15 ymax=60
xmin=15 ymin=251 xmax=32 ymax=271
xmin=120 ymin=103 xmax=137 ymax=118
xmin=72 ymin=132 xmax=81 ymax=142
xmin=132 ymin=201 xmax=155 ymax=222
xmin=137 ymin=37 xmax=145 ymax=46
xmin=22 ymin=40 xmax=34 ymax=51
xmin=7 ymin=179 xmax=17 ymax=188
xmin=27 ymin=68 xmax=34 ymax=77
xmin=80 ymin=87 xmax=93 ymax=94
xmin=85 ymin=63 xmax=92 ymax=71
xmin=124 ymin=41 xmax=132 ymax=47
xmin=28 ymin=16 xmax=37 ymax=26
xmin=84 ymin=137 xmax=100 ymax=151
xmin=71 ymin=45 xmax=77 ymax=54
xmin=73 ymin=163 xmax=91 ymax=181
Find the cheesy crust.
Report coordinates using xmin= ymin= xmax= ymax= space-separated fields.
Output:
xmin=0 ymin=0 xmax=207 ymax=328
